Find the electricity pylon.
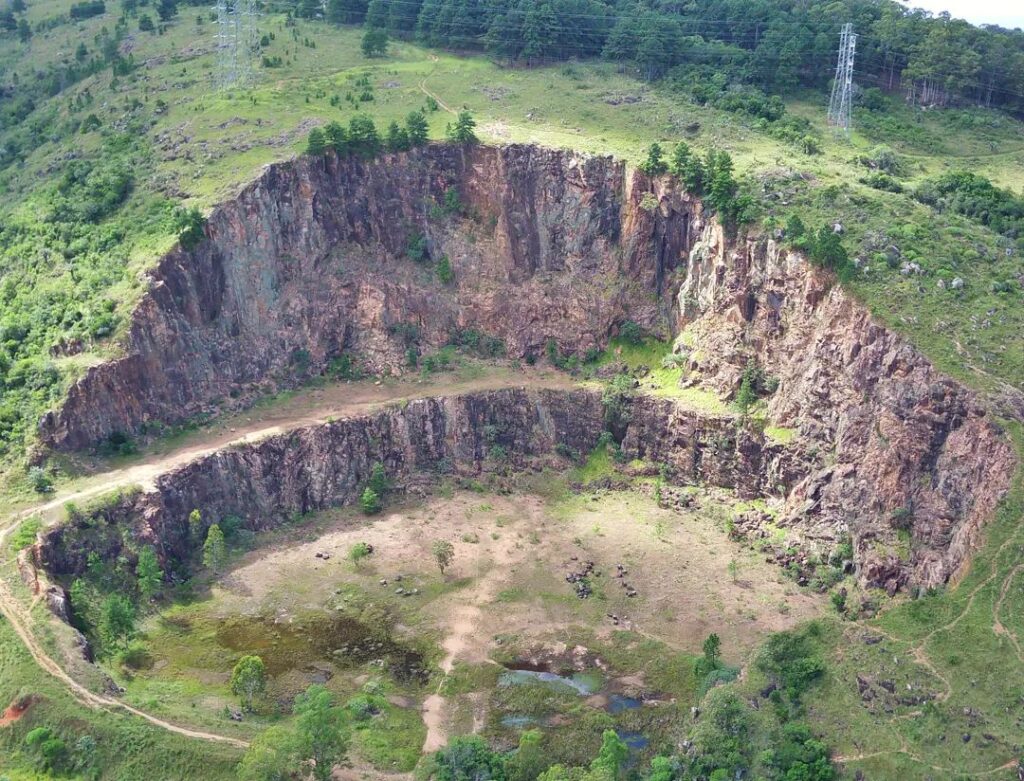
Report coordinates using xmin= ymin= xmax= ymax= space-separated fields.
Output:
xmin=827 ymin=23 xmax=856 ymax=133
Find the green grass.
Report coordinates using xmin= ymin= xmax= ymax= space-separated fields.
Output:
xmin=7 ymin=515 xmax=41 ymax=552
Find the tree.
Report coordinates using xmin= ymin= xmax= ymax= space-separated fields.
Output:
xmin=176 ymin=207 xmax=206 ymax=249
xmin=367 ymin=462 xmax=389 ymax=496
xmin=590 ymin=729 xmax=629 ymax=778
xmin=385 ymin=121 xmax=410 ymax=152
xmin=702 ymin=633 xmax=721 ymax=669
xmin=238 ymin=725 xmax=299 ymax=781
xmin=505 ymin=729 xmax=547 ymax=781
xmin=638 ymin=143 xmax=667 ymax=176
xmin=347 ymin=114 xmax=381 ymax=157
xmin=734 ymin=371 xmax=756 ymax=415
xmin=327 ymin=0 xmax=367 ymax=25
xmin=101 ymin=594 xmax=135 ymax=650
xmin=231 ymin=655 xmax=267 ymax=711
xmin=431 ymin=539 xmax=454 ymax=574
xmin=203 ymin=524 xmax=227 ymax=573
xmin=324 ymin=120 xmax=347 ymax=153
xmin=25 ymin=727 xmax=68 ymax=772
xmin=188 ymin=508 xmax=203 ymax=543
xmin=446 ymin=111 xmax=477 ymax=144
xmin=433 ymin=735 xmax=503 ymax=781
xmin=294 ymin=684 xmax=348 ymax=781
xmin=307 ymin=128 xmax=326 ymax=156
xmin=406 ymin=111 xmax=429 ymax=146
xmin=156 ymin=0 xmax=177 ymax=21
xmin=670 ymin=142 xmax=705 ymax=194
xmin=138 ymin=13 xmax=154 ymax=31
xmin=360 ymin=487 xmax=382 ymax=515
xmin=17 ymin=17 xmax=30 ymax=42
xmin=135 ymin=546 xmax=163 ymax=601
xmin=361 ymin=26 xmax=388 ymax=57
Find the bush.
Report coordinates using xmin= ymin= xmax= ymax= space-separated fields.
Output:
xmin=617 ymin=320 xmax=644 ymax=345
xmin=435 ymin=255 xmax=454 ymax=284
xmin=360 ymin=487 xmax=382 ymax=515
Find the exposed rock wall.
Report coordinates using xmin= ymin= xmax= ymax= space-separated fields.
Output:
xmin=41 ymin=145 xmax=696 ymax=451
xmin=678 ymin=224 xmax=1015 ymax=590
xmin=33 ymin=145 xmax=1016 ymax=593
xmin=36 ymin=387 xmax=788 ymax=577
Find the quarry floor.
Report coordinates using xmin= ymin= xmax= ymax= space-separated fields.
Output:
xmin=114 ymin=483 xmax=824 ymax=770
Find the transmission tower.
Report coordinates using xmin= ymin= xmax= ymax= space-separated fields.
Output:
xmin=214 ymin=0 xmax=258 ymax=88
xmin=827 ymin=23 xmax=856 ymax=133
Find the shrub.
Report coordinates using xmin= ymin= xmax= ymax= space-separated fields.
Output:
xmin=617 ymin=320 xmax=644 ymax=346
xmin=435 ymin=255 xmax=454 ymax=284
xmin=360 ymin=487 xmax=382 ymax=515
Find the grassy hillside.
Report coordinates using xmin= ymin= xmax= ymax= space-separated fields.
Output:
xmin=3 ymin=3 xmax=1024 ymax=779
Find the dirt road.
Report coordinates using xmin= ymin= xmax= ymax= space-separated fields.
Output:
xmin=0 ymin=368 xmax=576 ymax=751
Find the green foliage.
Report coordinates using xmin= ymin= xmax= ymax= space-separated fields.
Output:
xmin=306 ymin=127 xmax=327 ymax=155
xmin=601 ymin=374 xmax=635 ymax=434
xmin=762 ymin=722 xmax=835 ymax=781
xmin=504 ymin=729 xmax=547 ymax=781
xmin=638 ymin=143 xmax=667 ymax=176
xmin=231 ymin=655 xmax=267 ymax=711
xmin=914 ymin=171 xmax=1024 ymax=246
xmin=294 ymin=684 xmax=349 ymax=781
xmin=328 ymin=353 xmax=363 ymax=380
xmin=100 ymin=594 xmax=135 ymax=651
xmin=175 ymin=206 xmax=207 ymax=250
xmin=188 ymin=508 xmax=203 ymax=544
xmin=385 ymin=120 xmax=410 ymax=152
xmin=348 ymin=541 xmax=373 ymax=565
xmin=9 ymin=515 xmax=41 ymax=551
xmin=24 ymin=727 xmax=68 ymax=772
xmin=435 ymin=255 xmax=454 ymax=284
xmin=432 ymin=735 xmax=504 ymax=781
xmin=756 ymin=626 xmax=826 ymax=702
xmin=360 ymin=486 xmax=382 ymax=515
xmin=135 ymin=545 xmax=163 ymax=601
xmin=202 ymin=524 xmax=227 ymax=573
xmin=734 ymin=370 xmax=757 ymax=414
xmin=361 ymin=26 xmax=388 ymax=58
xmin=670 ymin=142 xmax=705 ymax=194
xmin=806 ymin=226 xmax=852 ymax=279
xmin=617 ymin=320 xmax=644 ymax=346
xmin=238 ymin=725 xmax=299 ymax=781
xmin=406 ymin=111 xmax=430 ymax=146
xmin=431 ymin=539 xmax=454 ymax=574
xmin=446 ymin=111 xmax=477 ymax=144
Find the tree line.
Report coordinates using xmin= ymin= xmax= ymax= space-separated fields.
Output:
xmin=306 ymin=0 xmax=1024 ymax=113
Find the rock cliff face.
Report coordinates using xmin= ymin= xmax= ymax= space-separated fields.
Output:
xmin=33 ymin=144 xmax=1015 ymax=593
xmin=678 ymin=224 xmax=1014 ymax=590
xmin=37 ymin=387 xmax=791 ymax=576
xmin=41 ymin=145 xmax=696 ymax=451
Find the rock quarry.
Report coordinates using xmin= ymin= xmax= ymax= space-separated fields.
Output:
xmin=33 ymin=144 xmax=1014 ymax=602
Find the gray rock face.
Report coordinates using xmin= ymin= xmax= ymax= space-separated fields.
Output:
xmin=40 ymin=145 xmax=697 ymax=451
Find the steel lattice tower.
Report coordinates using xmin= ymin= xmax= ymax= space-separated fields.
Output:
xmin=214 ymin=0 xmax=257 ymax=88
xmin=827 ymin=23 xmax=856 ymax=132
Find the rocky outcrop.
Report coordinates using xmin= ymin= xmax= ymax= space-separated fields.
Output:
xmin=33 ymin=145 xmax=1015 ymax=593
xmin=40 ymin=145 xmax=696 ymax=451
xmin=677 ymin=224 xmax=1015 ymax=589
xmin=36 ymin=387 xmax=790 ymax=577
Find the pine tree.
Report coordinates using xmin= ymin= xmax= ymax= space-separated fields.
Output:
xmin=203 ymin=524 xmax=227 ymax=573
xmin=446 ymin=111 xmax=477 ymax=144
xmin=638 ymin=142 xmax=667 ymax=175
xmin=385 ymin=121 xmax=410 ymax=151
xmin=135 ymin=546 xmax=163 ymax=601
xmin=670 ymin=142 xmax=705 ymax=194
xmin=306 ymin=128 xmax=327 ymax=156
xmin=405 ymin=111 xmax=429 ymax=146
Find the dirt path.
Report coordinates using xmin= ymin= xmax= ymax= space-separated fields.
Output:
xmin=421 ymin=559 xmax=509 ymax=753
xmin=0 ymin=369 xmax=574 ymax=753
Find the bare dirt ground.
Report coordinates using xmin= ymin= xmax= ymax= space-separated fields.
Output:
xmin=172 ymin=486 xmax=824 ymax=758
